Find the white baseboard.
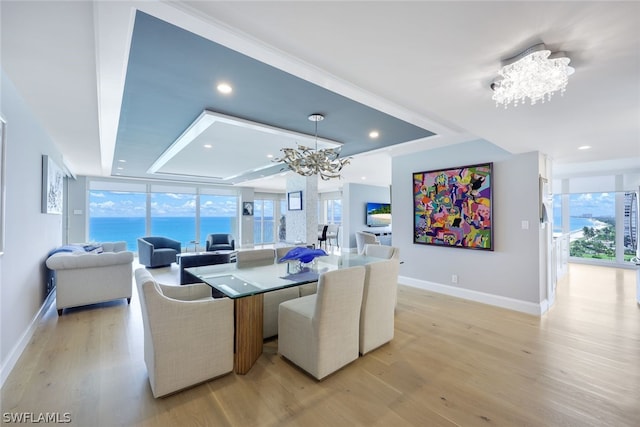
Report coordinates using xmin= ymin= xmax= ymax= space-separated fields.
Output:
xmin=0 ymin=290 xmax=55 ymax=388
xmin=399 ymin=276 xmax=545 ymax=316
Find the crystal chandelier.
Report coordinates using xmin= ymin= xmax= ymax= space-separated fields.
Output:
xmin=274 ymin=114 xmax=350 ymax=180
xmin=490 ymin=43 xmax=574 ymax=108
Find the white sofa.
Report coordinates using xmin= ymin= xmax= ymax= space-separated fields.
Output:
xmin=45 ymin=242 xmax=134 ymax=315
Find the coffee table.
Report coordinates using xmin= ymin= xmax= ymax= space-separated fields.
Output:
xmin=177 ymin=250 xmax=237 ymax=285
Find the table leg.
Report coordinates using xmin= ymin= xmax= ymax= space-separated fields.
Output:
xmin=233 ymin=294 xmax=264 ymax=374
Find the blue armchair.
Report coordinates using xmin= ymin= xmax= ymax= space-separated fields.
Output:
xmin=205 ymin=234 xmax=235 ymax=252
xmin=138 ymin=236 xmax=181 ymax=268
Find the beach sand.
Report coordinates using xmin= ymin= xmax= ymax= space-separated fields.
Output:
xmin=569 ymin=219 xmax=609 ymax=242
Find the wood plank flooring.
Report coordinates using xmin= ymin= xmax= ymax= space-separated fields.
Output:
xmin=1 ymin=263 xmax=638 ymax=426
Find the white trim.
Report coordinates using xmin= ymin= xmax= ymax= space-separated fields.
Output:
xmin=0 ymin=291 xmax=56 ymax=388
xmin=399 ymin=276 xmax=545 ymax=316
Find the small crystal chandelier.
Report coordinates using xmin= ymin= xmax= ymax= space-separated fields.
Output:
xmin=274 ymin=114 xmax=350 ymax=180
xmin=490 ymin=43 xmax=574 ymax=108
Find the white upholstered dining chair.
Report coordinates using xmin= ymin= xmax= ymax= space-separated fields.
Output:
xmin=359 ymin=258 xmax=400 ymax=355
xmin=364 ymin=244 xmax=399 ymax=260
xmin=134 ymin=268 xmax=233 ymax=398
xmin=355 ymin=231 xmax=380 ymax=255
xmin=278 ymin=266 xmax=366 ymax=380
xmin=238 ymin=248 xmax=300 ymax=338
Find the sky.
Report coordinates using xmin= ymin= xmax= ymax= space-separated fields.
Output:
xmin=568 ymin=193 xmax=615 ymax=217
xmin=90 ymin=191 xmax=240 ymax=217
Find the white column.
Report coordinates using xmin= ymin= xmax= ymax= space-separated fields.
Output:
xmin=285 ymin=174 xmax=318 ymax=247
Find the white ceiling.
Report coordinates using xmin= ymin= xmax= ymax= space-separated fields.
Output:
xmin=2 ymin=1 xmax=639 ymax=193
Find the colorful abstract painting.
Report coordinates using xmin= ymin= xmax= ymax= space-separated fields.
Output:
xmin=413 ymin=163 xmax=493 ymax=250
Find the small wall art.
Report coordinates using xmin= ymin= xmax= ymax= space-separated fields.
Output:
xmin=288 ymin=191 xmax=302 ymax=211
xmin=413 ymin=162 xmax=493 ymax=250
xmin=42 ymin=155 xmax=64 ymax=214
xmin=243 ymin=201 xmax=254 ymax=216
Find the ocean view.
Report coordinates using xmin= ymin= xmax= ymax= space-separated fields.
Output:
xmin=553 ymin=215 xmax=600 ymax=234
xmin=89 ymin=216 xmax=275 ymax=251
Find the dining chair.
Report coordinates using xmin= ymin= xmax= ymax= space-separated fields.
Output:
xmin=317 ymin=225 xmax=329 ymax=250
xmin=359 ymin=258 xmax=400 ymax=355
xmin=236 ymin=248 xmax=276 ymax=267
xmin=237 ymin=248 xmax=300 ymax=338
xmin=355 ymin=231 xmax=379 ymax=255
xmin=326 ymin=224 xmax=339 ymax=249
xmin=134 ymin=268 xmax=233 ymax=398
xmin=364 ymin=244 xmax=399 ymax=260
xmin=278 ymin=265 xmax=366 ymax=380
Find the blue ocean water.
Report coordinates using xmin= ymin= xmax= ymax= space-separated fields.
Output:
xmin=89 ymin=217 xmax=242 ymax=251
xmin=553 ymin=216 xmax=597 ymax=234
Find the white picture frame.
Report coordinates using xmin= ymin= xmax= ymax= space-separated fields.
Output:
xmin=0 ymin=116 xmax=6 ymax=254
xmin=42 ymin=154 xmax=64 ymax=214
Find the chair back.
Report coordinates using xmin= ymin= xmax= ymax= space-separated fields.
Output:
xmin=134 ymin=268 xmax=234 ymax=397
xmin=355 ymin=231 xmax=379 ymax=254
xmin=276 ymin=246 xmax=297 ymax=261
xmin=237 ymin=248 xmax=276 ymax=267
xmin=318 ymin=225 xmax=328 ymax=240
xmin=206 ymin=233 xmax=235 ymax=251
xmin=364 ymin=244 xmax=399 ymax=259
xmin=360 ymin=259 xmax=399 ymax=354
xmin=313 ymin=266 xmax=365 ymax=355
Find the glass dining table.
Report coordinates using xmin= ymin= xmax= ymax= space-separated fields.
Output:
xmin=185 ymin=253 xmax=381 ymax=374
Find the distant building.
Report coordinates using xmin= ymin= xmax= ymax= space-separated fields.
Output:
xmin=624 ymin=192 xmax=638 ymax=251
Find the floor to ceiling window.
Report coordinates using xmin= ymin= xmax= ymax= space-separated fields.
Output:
xmin=88 ymin=180 xmax=241 ymax=253
xmin=89 ymin=190 xmax=146 ymax=251
xmin=568 ymin=192 xmax=616 ymax=261
xmin=324 ymin=198 xmax=342 ymax=224
xmin=200 ymin=194 xmax=239 ymax=248
xmin=552 ymin=194 xmax=563 ymax=234
xmin=150 ymin=189 xmax=196 ymax=247
xmin=278 ymin=198 xmax=287 ymax=242
xmin=254 ymin=199 xmax=275 ymax=245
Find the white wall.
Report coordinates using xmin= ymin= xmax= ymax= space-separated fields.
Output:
xmin=392 ymin=140 xmax=545 ymax=314
xmin=342 ymin=182 xmax=390 ymax=250
xmin=1 ymin=72 xmax=64 ymax=384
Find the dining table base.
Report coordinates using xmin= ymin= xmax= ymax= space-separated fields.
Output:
xmin=233 ymin=293 xmax=264 ymax=374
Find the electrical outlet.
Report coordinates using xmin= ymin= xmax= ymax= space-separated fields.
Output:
xmin=451 ymin=274 xmax=458 ymax=284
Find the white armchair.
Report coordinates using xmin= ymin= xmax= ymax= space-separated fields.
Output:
xmin=355 ymin=231 xmax=380 ymax=255
xmin=278 ymin=266 xmax=366 ymax=380
xmin=135 ymin=269 xmax=233 ymax=398
xmin=360 ymin=259 xmax=400 ymax=355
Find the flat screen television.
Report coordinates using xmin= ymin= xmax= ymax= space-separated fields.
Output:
xmin=366 ymin=202 xmax=391 ymax=227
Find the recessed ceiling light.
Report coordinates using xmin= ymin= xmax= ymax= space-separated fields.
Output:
xmin=578 ymin=145 xmax=591 ymax=150
xmin=117 ymin=159 xmax=126 ymax=163
xmin=203 ymin=144 xmax=212 ymax=149
xmin=361 ymin=176 xmax=367 ymax=180
xmin=217 ymin=83 xmax=233 ymax=94
xmin=267 ymin=154 xmax=273 ymax=159
xmin=369 ymin=130 xmax=379 ymax=139
xmin=117 ymin=167 xmax=124 ymax=170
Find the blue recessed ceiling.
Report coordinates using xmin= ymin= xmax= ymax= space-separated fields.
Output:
xmin=114 ymin=11 xmax=436 ymax=183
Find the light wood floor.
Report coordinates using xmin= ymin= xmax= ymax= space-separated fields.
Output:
xmin=2 ymin=264 xmax=638 ymax=426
